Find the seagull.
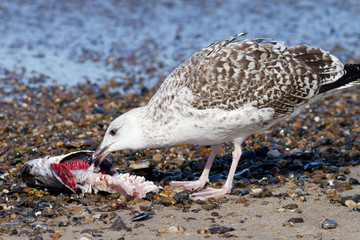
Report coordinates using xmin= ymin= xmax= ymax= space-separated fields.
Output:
xmin=94 ymin=33 xmax=360 ymax=198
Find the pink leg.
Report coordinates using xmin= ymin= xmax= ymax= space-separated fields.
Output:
xmin=170 ymin=144 xmax=220 ymax=191
xmin=192 ymin=142 xmax=242 ymax=198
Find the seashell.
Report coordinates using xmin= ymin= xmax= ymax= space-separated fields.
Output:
xmin=130 ymin=211 xmax=152 ymax=221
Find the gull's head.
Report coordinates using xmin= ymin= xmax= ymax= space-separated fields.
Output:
xmin=94 ymin=107 xmax=146 ymax=164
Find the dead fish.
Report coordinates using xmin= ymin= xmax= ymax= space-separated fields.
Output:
xmin=20 ymin=150 xmax=159 ymax=198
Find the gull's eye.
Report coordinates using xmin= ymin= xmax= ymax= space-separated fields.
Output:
xmin=110 ymin=129 xmax=117 ymax=136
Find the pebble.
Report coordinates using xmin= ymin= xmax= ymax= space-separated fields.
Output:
xmin=336 ymin=175 xmax=346 ymax=181
xmin=283 ymin=203 xmax=298 ymax=210
xmin=157 ymin=225 xmax=184 ymax=233
xmin=321 ymin=219 xmax=338 ymax=229
xmin=312 ymin=233 xmax=322 ymax=240
xmin=235 ymin=196 xmax=247 ymax=204
xmin=32 ymin=224 xmax=48 ymax=233
xmin=206 ymin=226 xmax=235 ymax=234
xmin=128 ymin=162 xmax=150 ymax=170
xmin=9 ymin=228 xmax=18 ymax=235
xmin=232 ymin=189 xmax=249 ymax=196
xmin=173 ymin=191 xmax=189 ymax=204
xmin=349 ymin=177 xmax=360 ymax=185
xmin=267 ymin=149 xmax=281 ymax=157
xmin=79 ymin=233 xmax=95 ymax=240
xmin=91 ymin=106 xmax=105 ymax=114
xmin=161 ymin=197 xmax=177 ymax=206
xmin=18 ymin=229 xmax=33 ymax=236
xmin=345 ymin=200 xmax=357 ymax=208
xmin=287 ymin=217 xmax=304 ymax=223
xmin=250 ymin=188 xmax=263 ymax=195
xmin=139 ymin=205 xmax=152 ymax=211
xmin=226 ymin=212 xmax=239 ymax=217
xmin=109 ymin=217 xmax=129 ymax=231
xmin=211 ymin=212 xmax=219 ymax=216
xmin=191 ymin=196 xmax=207 ymax=203
xmin=41 ymin=207 xmax=55 ymax=218
xmin=33 ymin=235 xmax=44 ymax=240
xmin=152 ymin=153 xmax=163 ymax=161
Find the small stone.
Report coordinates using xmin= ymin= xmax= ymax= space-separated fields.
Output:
xmin=207 ymin=226 xmax=235 ymax=234
xmin=191 ymin=196 xmax=207 ymax=203
xmin=287 ymin=217 xmax=304 ymax=223
xmin=283 ymin=222 xmax=294 ymax=227
xmin=267 ymin=149 xmax=281 ymax=157
xmin=79 ymin=233 xmax=95 ymax=240
xmin=41 ymin=207 xmax=55 ymax=218
xmin=211 ymin=212 xmax=219 ymax=216
xmin=9 ymin=228 xmax=18 ymax=235
xmin=226 ymin=212 xmax=238 ymax=217
xmin=178 ymin=225 xmax=186 ymax=232
xmin=321 ymin=219 xmax=338 ymax=229
xmin=128 ymin=162 xmax=150 ymax=170
xmin=299 ymin=196 xmax=307 ymax=202
xmin=157 ymin=225 xmax=180 ymax=233
xmin=91 ymin=107 xmax=105 ymax=114
xmin=283 ymin=203 xmax=298 ymax=210
xmin=110 ymin=217 xmax=129 ymax=231
xmin=173 ymin=191 xmax=189 ymax=204
xmin=167 ymin=226 xmax=179 ymax=233
xmin=336 ymin=175 xmax=346 ymax=181
xmin=34 ymin=235 xmax=44 ymax=240
xmin=349 ymin=177 xmax=360 ymax=185
xmin=144 ymin=191 xmax=155 ymax=201
xmin=32 ymin=224 xmax=48 ymax=232
xmin=139 ymin=205 xmax=152 ymax=211
xmin=49 ymin=232 xmax=61 ymax=239
xmin=203 ymin=202 xmax=219 ymax=211
xmin=250 ymin=188 xmax=263 ymax=195
xmin=58 ymin=221 xmax=68 ymax=227
xmin=241 ymin=150 xmax=256 ymax=160
xmin=152 ymin=153 xmax=163 ymax=161
xmin=235 ymin=196 xmax=247 ymax=204
xmin=294 ymin=188 xmax=305 ymax=196
xmin=341 ymin=167 xmax=351 ymax=174
xmin=161 ymin=197 xmax=177 ymax=206
xmin=354 ymin=207 xmax=360 ymax=212
xmin=345 ymin=200 xmax=357 ymax=208
xmin=81 ymin=229 xmax=95 ymax=235
xmin=312 ymin=233 xmax=322 ymax=240
xmin=18 ymin=229 xmax=33 ymax=236
xmin=232 ymin=189 xmax=249 ymax=196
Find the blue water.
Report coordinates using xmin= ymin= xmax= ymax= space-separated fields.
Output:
xmin=0 ymin=0 xmax=360 ymax=92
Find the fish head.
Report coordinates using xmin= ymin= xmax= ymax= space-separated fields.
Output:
xmin=20 ymin=151 xmax=116 ymax=193
xmin=20 ymin=156 xmax=70 ymax=190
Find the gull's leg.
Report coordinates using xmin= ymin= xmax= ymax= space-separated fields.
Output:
xmin=192 ymin=142 xmax=242 ymax=198
xmin=170 ymin=144 xmax=220 ymax=191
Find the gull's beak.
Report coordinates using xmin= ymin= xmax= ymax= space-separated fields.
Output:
xmin=93 ymin=143 xmax=113 ymax=167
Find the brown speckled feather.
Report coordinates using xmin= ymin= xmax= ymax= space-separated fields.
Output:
xmin=146 ymin=34 xmax=345 ymax=120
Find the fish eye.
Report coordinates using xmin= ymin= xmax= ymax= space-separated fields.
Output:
xmin=110 ymin=129 xmax=117 ymax=136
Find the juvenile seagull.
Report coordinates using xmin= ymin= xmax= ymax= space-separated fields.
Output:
xmin=95 ymin=33 xmax=360 ymax=198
